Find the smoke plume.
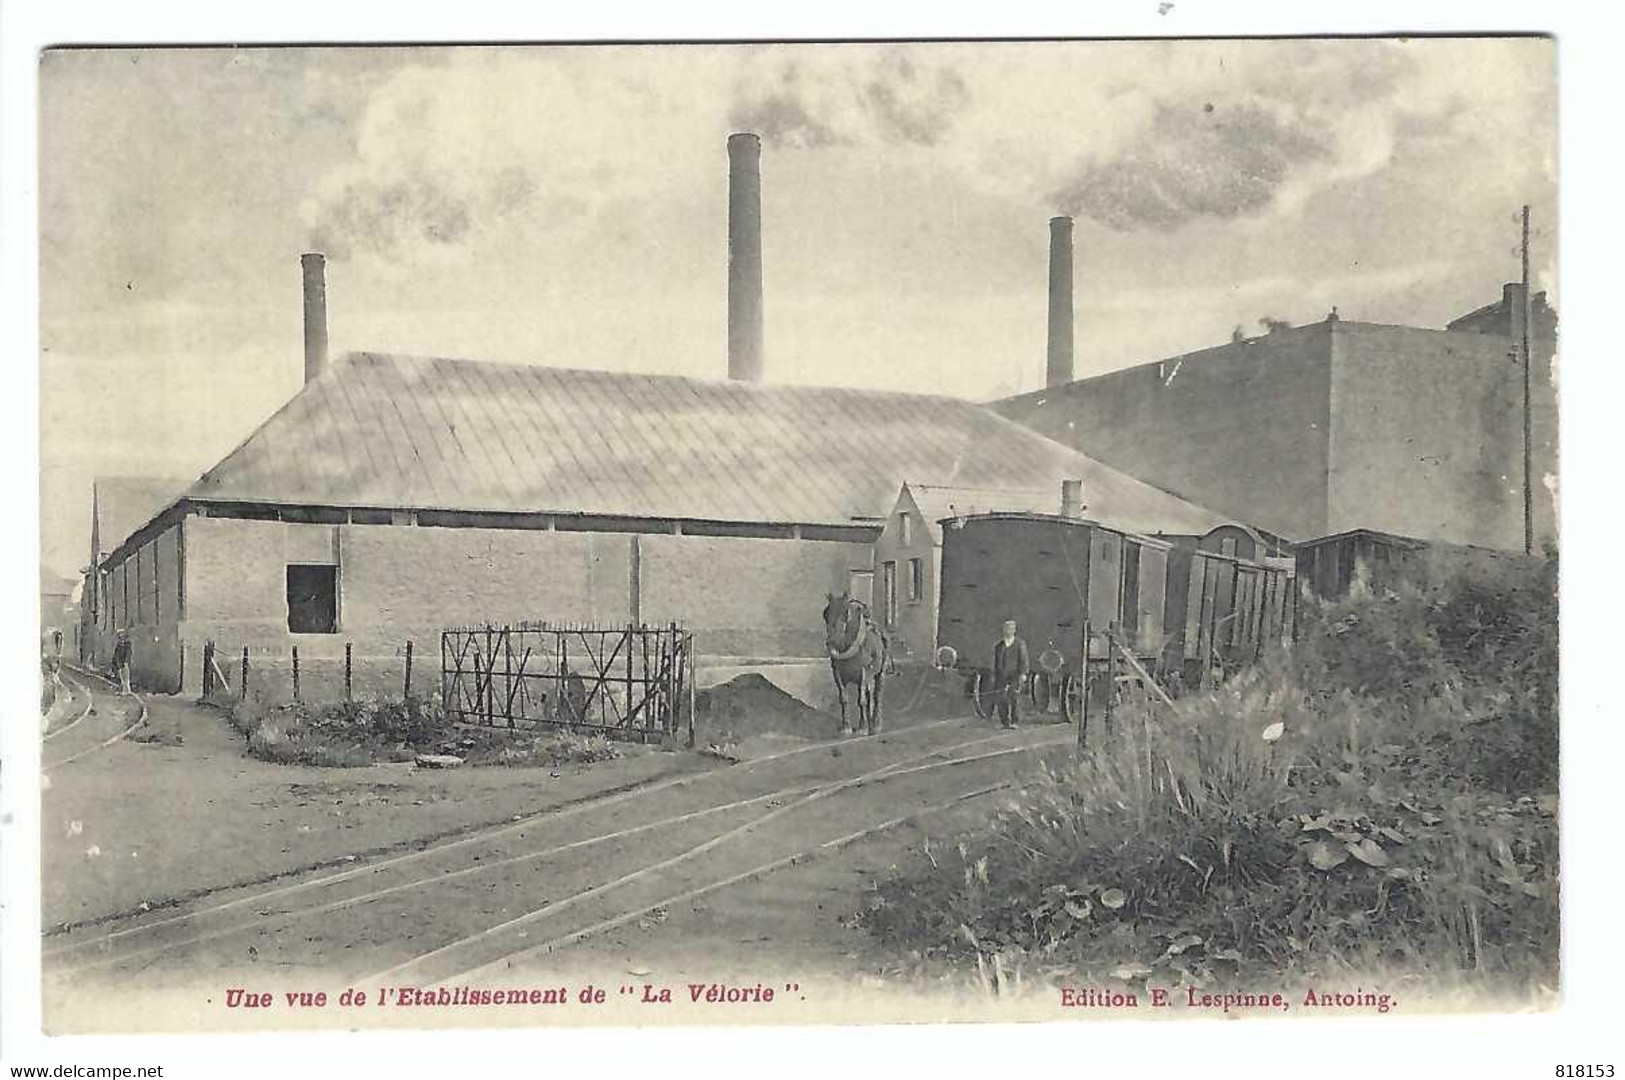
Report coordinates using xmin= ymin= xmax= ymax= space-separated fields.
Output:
xmin=1052 ymin=101 xmax=1334 ymax=231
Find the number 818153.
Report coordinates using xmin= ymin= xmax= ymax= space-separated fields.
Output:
xmin=1557 ymin=1068 xmax=1614 ymax=1077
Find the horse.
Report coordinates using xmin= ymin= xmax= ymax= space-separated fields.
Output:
xmin=822 ymin=591 xmax=889 ymax=737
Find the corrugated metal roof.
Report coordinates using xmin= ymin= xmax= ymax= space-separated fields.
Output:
xmin=186 ymin=352 xmax=1233 ymax=535
xmin=94 ymin=476 xmax=191 ymax=565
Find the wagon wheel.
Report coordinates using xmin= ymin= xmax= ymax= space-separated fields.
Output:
xmin=1061 ymin=670 xmax=1086 ymax=727
xmin=1030 ymin=671 xmax=1054 ymax=713
xmin=970 ymin=670 xmax=995 ymax=721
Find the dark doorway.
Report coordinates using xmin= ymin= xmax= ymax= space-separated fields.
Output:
xmin=1120 ymin=543 xmax=1141 ymax=638
xmin=287 ymin=565 xmax=338 ymax=634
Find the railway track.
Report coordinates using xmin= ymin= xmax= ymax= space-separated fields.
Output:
xmin=382 ymin=727 xmax=1074 ymax=989
xmin=45 ymin=718 xmax=1070 ymax=986
xmin=42 ymin=675 xmax=95 ymax=742
xmin=42 ymin=667 xmax=147 ymax=772
xmin=43 ymin=715 xmax=959 ymax=959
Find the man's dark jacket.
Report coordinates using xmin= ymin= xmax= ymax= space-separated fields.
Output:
xmin=992 ymin=637 xmax=1030 ymax=686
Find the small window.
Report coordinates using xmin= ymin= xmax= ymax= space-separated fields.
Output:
xmin=907 ymin=557 xmax=924 ymax=603
xmin=287 ymin=565 xmax=338 ymax=634
xmin=898 ymin=512 xmax=913 ymax=547
xmin=881 ymin=561 xmax=898 ymax=627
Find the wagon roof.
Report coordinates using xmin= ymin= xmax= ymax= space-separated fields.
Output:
xmin=177 ymin=352 xmax=1234 ymax=535
xmin=902 ymin=482 xmax=1055 ymax=545
xmin=943 ymin=510 xmax=1177 ymax=549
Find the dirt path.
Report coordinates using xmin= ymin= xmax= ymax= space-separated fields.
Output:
xmin=44 ymin=713 xmax=1075 ymax=1032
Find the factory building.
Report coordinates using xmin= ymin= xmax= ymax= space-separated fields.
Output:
xmin=995 ymin=269 xmax=1558 ymax=552
xmin=83 ymin=135 xmax=1235 ymax=696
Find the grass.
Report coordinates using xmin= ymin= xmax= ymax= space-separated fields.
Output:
xmin=857 ymin=552 xmax=1559 ymax=1006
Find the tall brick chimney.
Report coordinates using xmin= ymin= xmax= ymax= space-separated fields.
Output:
xmin=1046 ymin=216 xmax=1074 ymax=388
xmin=301 ymin=252 xmax=328 ymax=384
xmin=727 ymin=133 xmax=765 ymax=383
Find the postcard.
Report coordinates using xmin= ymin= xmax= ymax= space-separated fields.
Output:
xmin=30 ymin=35 xmax=1558 ymax=1038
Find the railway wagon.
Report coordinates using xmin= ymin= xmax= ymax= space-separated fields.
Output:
xmin=936 ymin=515 xmax=1294 ymax=720
xmin=1162 ymin=540 xmax=1296 ymax=685
xmin=1292 ymin=527 xmax=1523 ymax=602
xmin=935 ymin=512 xmax=1171 ymax=720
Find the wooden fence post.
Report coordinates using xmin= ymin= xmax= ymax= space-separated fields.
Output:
xmin=202 ymin=640 xmax=215 ymax=699
xmin=292 ymin=644 xmax=301 ymax=703
xmin=241 ymin=647 xmax=249 ymax=702
xmin=505 ymin=632 xmax=515 ymax=730
xmin=685 ymin=633 xmax=697 ymax=750
xmin=1076 ymin=619 xmax=1090 ymax=754
xmin=404 ymin=639 xmax=414 ymax=698
xmin=1104 ymin=622 xmax=1117 ymax=735
xmin=345 ymin=641 xmax=353 ymax=701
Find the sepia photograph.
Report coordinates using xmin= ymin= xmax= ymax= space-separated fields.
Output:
xmin=19 ymin=27 xmax=1570 ymax=1048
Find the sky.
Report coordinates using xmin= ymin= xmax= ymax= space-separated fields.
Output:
xmin=37 ymin=38 xmax=1557 ymax=580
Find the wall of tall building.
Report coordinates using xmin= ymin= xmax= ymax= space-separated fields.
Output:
xmin=992 ymin=323 xmax=1336 ymax=541
xmin=1327 ymin=322 xmax=1559 ymax=550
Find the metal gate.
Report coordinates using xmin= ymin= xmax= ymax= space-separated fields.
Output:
xmin=441 ymin=622 xmax=693 ymax=743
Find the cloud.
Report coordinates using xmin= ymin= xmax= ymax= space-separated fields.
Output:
xmin=299 ymin=54 xmax=665 ymax=267
xmin=1028 ymin=40 xmax=1480 ymax=232
xmin=299 ymin=39 xmax=1541 ymax=267
xmin=1052 ymin=101 xmax=1334 ymax=230
xmin=729 ymin=49 xmax=973 ymax=149
xmin=859 ymin=54 xmax=971 ymax=146
xmin=308 ymin=164 xmax=540 ymax=260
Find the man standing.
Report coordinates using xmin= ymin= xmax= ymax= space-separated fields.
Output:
xmin=111 ymin=629 xmax=133 ymax=695
xmin=992 ymin=618 xmax=1029 ymax=729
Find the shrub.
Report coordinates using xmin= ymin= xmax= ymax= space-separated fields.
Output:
xmin=1294 ymin=552 xmax=1558 ymax=792
xmin=225 ymin=686 xmax=626 ymax=770
xmin=226 ymin=689 xmax=448 ymax=767
xmin=860 ymin=554 xmax=1559 ymax=999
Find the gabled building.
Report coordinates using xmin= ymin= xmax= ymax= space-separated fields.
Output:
xmin=82 ymin=135 xmax=1237 ymax=697
xmin=92 ymin=348 xmax=1235 ymax=696
xmin=870 ymin=482 xmax=1056 ymax=658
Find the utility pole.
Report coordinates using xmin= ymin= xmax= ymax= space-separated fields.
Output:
xmin=1521 ymin=204 xmax=1534 ymax=557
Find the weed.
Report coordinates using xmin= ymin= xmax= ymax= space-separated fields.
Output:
xmin=860 ymin=553 xmax=1559 ymax=1002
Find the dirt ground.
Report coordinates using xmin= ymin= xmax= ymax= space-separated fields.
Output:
xmin=42 ymin=670 xmax=1080 ymax=1032
xmin=41 ymin=688 xmax=713 ymax=931
xmin=40 ymin=668 xmax=990 ymax=931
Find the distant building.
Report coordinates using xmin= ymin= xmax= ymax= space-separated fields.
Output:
xmin=79 ymin=476 xmax=190 ymax=672
xmin=40 ymin=567 xmax=77 ymax=657
xmin=992 ymin=286 xmax=1558 ymax=552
